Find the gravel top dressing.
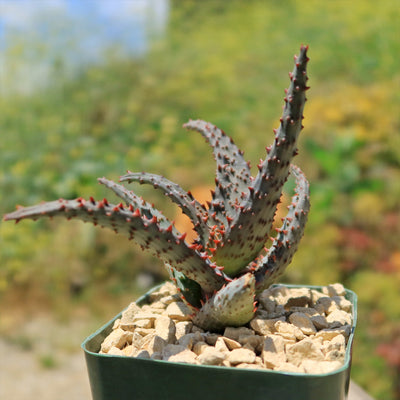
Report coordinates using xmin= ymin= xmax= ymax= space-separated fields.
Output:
xmin=100 ymin=282 xmax=353 ymax=374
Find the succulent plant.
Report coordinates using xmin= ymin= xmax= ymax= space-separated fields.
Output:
xmin=4 ymin=46 xmax=310 ymax=332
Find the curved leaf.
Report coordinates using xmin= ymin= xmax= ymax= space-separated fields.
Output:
xmin=183 ymin=119 xmax=252 ymax=222
xmin=3 ymin=198 xmax=226 ymax=294
xmin=120 ymin=172 xmax=211 ymax=246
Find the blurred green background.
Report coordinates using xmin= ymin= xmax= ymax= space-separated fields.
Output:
xmin=0 ymin=1 xmax=399 ymax=398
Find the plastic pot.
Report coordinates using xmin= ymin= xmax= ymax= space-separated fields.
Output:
xmin=82 ymin=284 xmax=357 ymax=400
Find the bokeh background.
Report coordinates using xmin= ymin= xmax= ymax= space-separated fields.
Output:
xmin=0 ymin=1 xmax=399 ymax=399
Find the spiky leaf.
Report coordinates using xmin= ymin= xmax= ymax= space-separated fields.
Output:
xmin=254 ymin=164 xmax=310 ymax=291
xmin=167 ymin=266 xmax=202 ymax=309
xmin=192 ymin=273 xmax=256 ymax=331
xmin=213 ymin=45 xmax=309 ymax=275
xmin=120 ymin=172 xmax=211 ymax=246
xmin=3 ymin=198 xmax=226 ymax=294
xmin=183 ymin=119 xmax=252 ymax=223
xmin=98 ymin=177 xmax=171 ymax=230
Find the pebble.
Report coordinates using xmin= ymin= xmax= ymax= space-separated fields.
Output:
xmin=227 ymin=348 xmax=256 ymax=365
xmin=262 ymin=335 xmax=286 ymax=368
xmin=197 ymin=347 xmax=226 ymax=365
xmin=161 ymin=344 xmax=187 ymax=360
xmin=215 ymin=337 xmax=230 ymax=353
xmin=175 ymin=321 xmax=193 ymax=340
xmin=275 ymin=320 xmax=305 ymax=341
xmin=274 ymin=361 xmax=305 ymax=373
xmin=223 ymin=327 xmax=253 ymax=341
xmin=222 ymin=337 xmax=242 ymax=351
xmin=100 ymin=328 xmax=132 ymax=353
xmin=165 ymin=302 xmax=192 ymax=321
xmin=286 ymin=338 xmax=325 ymax=366
xmin=238 ymin=334 xmax=264 ymax=353
xmin=322 ymin=283 xmax=346 ymax=297
xmin=326 ymin=309 xmax=352 ymax=327
xmin=288 ymin=312 xmax=317 ymax=335
xmin=192 ymin=341 xmax=208 ymax=356
xmin=310 ymin=314 xmax=329 ymax=330
xmin=154 ymin=316 xmax=176 ymax=343
xmin=167 ymin=349 xmax=198 ymax=364
xmin=302 ymin=359 xmax=343 ymax=374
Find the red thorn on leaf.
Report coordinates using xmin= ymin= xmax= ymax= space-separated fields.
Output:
xmin=77 ymin=198 xmax=85 ymax=207
xmin=178 ymin=232 xmax=187 ymax=241
xmin=132 ymin=209 xmax=141 ymax=217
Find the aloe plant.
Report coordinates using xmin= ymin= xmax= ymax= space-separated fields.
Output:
xmin=4 ymin=46 xmax=310 ymax=332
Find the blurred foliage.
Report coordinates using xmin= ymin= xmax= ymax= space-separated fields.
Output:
xmin=1 ymin=1 xmax=400 ymax=399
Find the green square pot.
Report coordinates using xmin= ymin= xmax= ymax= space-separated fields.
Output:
xmin=82 ymin=284 xmax=357 ymax=400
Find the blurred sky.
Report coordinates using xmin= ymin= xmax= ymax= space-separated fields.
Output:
xmin=0 ymin=0 xmax=169 ymax=94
